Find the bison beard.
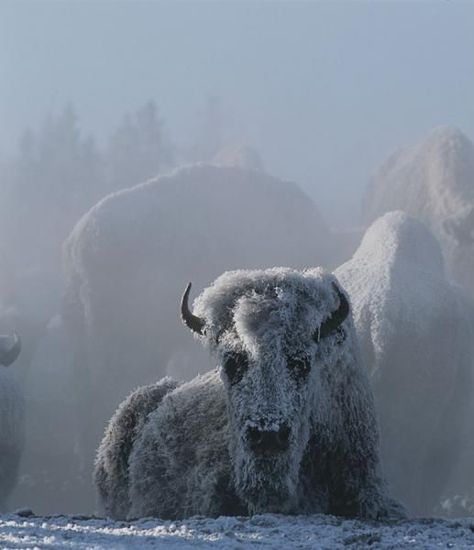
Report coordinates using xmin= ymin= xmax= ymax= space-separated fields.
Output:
xmin=228 ymin=405 xmax=311 ymax=515
xmin=236 ymin=453 xmax=296 ymax=514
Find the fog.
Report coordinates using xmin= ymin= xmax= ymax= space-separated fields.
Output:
xmin=0 ymin=0 xmax=473 ymax=519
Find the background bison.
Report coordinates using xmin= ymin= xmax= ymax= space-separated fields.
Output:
xmin=336 ymin=211 xmax=474 ymax=516
xmin=363 ymin=126 xmax=474 ymax=299
xmin=0 ymin=333 xmax=23 ymax=510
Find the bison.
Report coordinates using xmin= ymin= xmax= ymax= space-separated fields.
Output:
xmin=95 ymin=268 xmax=401 ymax=520
xmin=362 ymin=125 xmax=474 ymax=299
xmin=335 ymin=211 xmax=473 ymax=516
xmin=0 ymin=333 xmax=23 ymax=510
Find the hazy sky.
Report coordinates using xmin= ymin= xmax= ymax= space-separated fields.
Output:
xmin=1 ymin=1 xmax=473 ymax=227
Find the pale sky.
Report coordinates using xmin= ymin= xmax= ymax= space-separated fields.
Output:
xmin=1 ymin=1 xmax=473 ymax=226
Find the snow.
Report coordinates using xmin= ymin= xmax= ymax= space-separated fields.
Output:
xmin=1 ymin=512 xmax=474 ymax=549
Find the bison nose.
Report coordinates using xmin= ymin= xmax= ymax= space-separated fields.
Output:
xmin=246 ymin=424 xmax=291 ymax=453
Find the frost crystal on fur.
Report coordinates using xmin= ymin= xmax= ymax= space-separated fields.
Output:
xmin=335 ymin=211 xmax=473 ymax=516
xmin=95 ymin=267 xmax=401 ymax=520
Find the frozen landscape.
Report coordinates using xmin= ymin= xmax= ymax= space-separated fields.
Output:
xmin=1 ymin=2 xmax=474 ymax=549
xmin=2 ymin=512 xmax=474 ymax=549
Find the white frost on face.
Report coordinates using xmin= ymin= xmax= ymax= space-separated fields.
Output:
xmin=192 ymin=267 xmax=352 ymax=512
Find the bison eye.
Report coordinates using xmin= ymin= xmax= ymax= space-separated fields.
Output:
xmin=223 ymin=352 xmax=249 ymax=385
xmin=287 ymin=356 xmax=311 ymax=380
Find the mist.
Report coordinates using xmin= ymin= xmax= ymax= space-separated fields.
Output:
xmin=0 ymin=0 xmax=473 ymax=521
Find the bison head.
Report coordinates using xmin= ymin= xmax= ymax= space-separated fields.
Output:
xmin=182 ymin=268 xmax=351 ymax=513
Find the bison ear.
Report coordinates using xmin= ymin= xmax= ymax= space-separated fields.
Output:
xmin=0 ymin=333 xmax=21 ymax=367
xmin=315 ymin=283 xmax=350 ymax=342
xmin=181 ymin=283 xmax=206 ymax=335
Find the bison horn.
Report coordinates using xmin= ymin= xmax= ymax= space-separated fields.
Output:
xmin=316 ymin=283 xmax=350 ymax=342
xmin=181 ymin=282 xmax=205 ymax=335
xmin=0 ymin=333 xmax=21 ymax=367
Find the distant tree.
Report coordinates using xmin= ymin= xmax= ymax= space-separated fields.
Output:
xmin=199 ymin=95 xmax=223 ymax=160
xmin=0 ymin=101 xmax=175 ymax=319
xmin=183 ymin=95 xmax=224 ymax=164
xmin=105 ymin=100 xmax=174 ymax=190
xmin=0 ymin=105 xmax=105 ymax=313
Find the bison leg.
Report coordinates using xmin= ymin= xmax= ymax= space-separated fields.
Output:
xmin=326 ymin=377 xmax=406 ymax=520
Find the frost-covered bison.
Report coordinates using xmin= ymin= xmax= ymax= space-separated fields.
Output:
xmin=64 ymin=164 xmax=335 ymax=478
xmin=363 ymin=126 xmax=474 ymax=298
xmin=0 ymin=333 xmax=23 ymax=510
xmin=335 ymin=211 xmax=473 ymax=516
xmin=95 ymin=268 xmax=401 ymax=520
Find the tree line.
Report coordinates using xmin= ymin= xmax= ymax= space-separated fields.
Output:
xmin=0 ymin=98 xmax=223 ymax=314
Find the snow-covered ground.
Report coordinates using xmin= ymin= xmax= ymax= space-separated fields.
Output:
xmin=1 ymin=512 xmax=474 ymax=549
